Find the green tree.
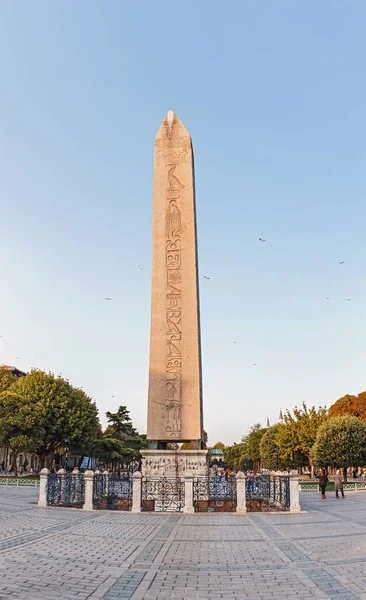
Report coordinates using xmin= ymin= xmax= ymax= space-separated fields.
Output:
xmin=91 ymin=437 xmax=132 ymax=466
xmin=8 ymin=370 xmax=100 ymax=468
xmin=312 ymin=416 xmax=366 ymax=481
xmin=212 ymin=441 xmax=225 ymax=451
xmin=276 ymin=403 xmax=327 ymax=474
xmin=0 ymin=367 xmax=20 ymax=394
xmin=260 ymin=425 xmax=286 ymax=471
xmin=247 ymin=424 xmax=267 ymax=470
xmin=0 ymin=391 xmax=43 ymax=475
xmin=93 ymin=406 xmax=147 ymax=471
xmin=105 ymin=406 xmax=137 ymax=438
xmin=224 ymin=442 xmax=248 ymax=470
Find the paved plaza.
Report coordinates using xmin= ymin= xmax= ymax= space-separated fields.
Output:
xmin=1 ymin=488 xmax=366 ymax=599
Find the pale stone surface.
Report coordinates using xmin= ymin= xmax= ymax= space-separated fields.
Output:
xmin=183 ymin=476 xmax=194 ymax=513
xmin=147 ymin=111 xmax=203 ymax=444
xmin=141 ymin=449 xmax=208 ymax=477
xmin=3 ymin=487 xmax=366 ymax=599
xmin=290 ymin=476 xmax=301 ymax=513
xmin=236 ymin=470 xmax=247 ymax=513
xmin=37 ymin=467 xmax=49 ymax=507
xmin=82 ymin=469 xmax=95 ymax=511
xmin=131 ymin=471 xmax=142 ymax=513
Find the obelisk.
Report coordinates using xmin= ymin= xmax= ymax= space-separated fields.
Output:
xmin=143 ymin=111 xmax=206 ymax=475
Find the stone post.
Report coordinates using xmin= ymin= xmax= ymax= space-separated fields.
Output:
xmin=83 ymin=470 xmax=95 ymax=511
xmin=131 ymin=471 xmax=142 ymax=513
xmin=38 ymin=467 xmax=50 ymax=507
xmin=103 ymin=470 xmax=109 ymax=497
xmin=290 ymin=477 xmax=300 ymax=513
xmin=236 ymin=471 xmax=247 ymax=514
xmin=57 ymin=468 xmax=66 ymax=505
xmin=183 ymin=476 xmax=194 ymax=513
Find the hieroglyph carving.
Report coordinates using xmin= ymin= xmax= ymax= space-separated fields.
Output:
xmin=165 ymin=162 xmax=185 ymax=438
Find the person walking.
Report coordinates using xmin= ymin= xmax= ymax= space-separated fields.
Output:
xmin=319 ymin=469 xmax=328 ymax=499
xmin=335 ymin=469 xmax=344 ymax=499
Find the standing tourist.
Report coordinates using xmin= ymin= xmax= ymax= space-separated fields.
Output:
xmin=319 ymin=469 xmax=328 ymax=499
xmin=335 ymin=470 xmax=345 ymax=499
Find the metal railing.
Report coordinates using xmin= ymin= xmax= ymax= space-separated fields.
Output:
xmin=93 ymin=473 xmax=132 ymax=510
xmin=0 ymin=477 xmax=39 ymax=487
xmin=142 ymin=477 xmax=185 ymax=512
xmin=246 ymin=475 xmax=290 ymax=511
xmin=47 ymin=473 xmax=85 ymax=507
xmin=193 ymin=476 xmax=237 ymax=512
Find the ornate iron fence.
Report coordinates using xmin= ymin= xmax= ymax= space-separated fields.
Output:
xmin=193 ymin=476 xmax=237 ymax=512
xmin=246 ymin=475 xmax=290 ymax=511
xmin=93 ymin=473 xmax=132 ymax=510
xmin=142 ymin=477 xmax=184 ymax=512
xmin=47 ymin=473 xmax=85 ymax=507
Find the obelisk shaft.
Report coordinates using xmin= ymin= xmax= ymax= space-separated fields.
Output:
xmin=147 ymin=111 xmax=203 ymax=445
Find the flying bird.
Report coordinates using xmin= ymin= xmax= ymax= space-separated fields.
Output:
xmin=346 ymin=298 xmax=351 ymax=301
xmin=16 ymin=357 xmax=20 ymax=360
xmin=105 ymin=297 xmax=112 ymax=301
xmin=137 ymin=266 xmax=143 ymax=270
xmin=326 ymin=297 xmax=330 ymax=300
xmin=253 ymin=364 xmax=257 ymax=366
xmin=233 ymin=341 xmax=237 ymax=344
xmin=204 ymin=276 xmax=211 ymax=280
xmin=259 ymin=238 xmax=266 ymax=242
xmin=338 ymin=261 xmax=345 ymax=265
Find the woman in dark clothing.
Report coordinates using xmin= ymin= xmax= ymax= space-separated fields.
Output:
xmin=319 ymin=469 xmax=328 ymax=499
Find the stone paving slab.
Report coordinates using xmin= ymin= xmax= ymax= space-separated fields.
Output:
xmin=1 ymin=487 xmax=366 ymax=598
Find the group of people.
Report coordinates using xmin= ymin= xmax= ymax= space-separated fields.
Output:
xmin=318 ymin=469 xmax=345 ymax=499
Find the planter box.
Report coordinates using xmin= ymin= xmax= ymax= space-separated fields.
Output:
xmin=141 ymin=499 xmax=155 ymax=512
xmin=194 ymin=500 xmax=209 ymax=512
xmin=209 ymin=499 xmax=236 ymax=512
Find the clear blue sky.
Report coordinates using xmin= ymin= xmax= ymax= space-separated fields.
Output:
xmin=1 ymin=2 xmax=366 ymax=445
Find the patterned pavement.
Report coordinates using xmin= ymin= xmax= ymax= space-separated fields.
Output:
xmin=1 ymin=487 xmax=366 ymax=599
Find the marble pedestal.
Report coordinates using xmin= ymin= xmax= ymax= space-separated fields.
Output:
xmin=141 ymin=450 xmax=208 ymax=478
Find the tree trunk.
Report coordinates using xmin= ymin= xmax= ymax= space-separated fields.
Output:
xmin=12 ymin=451 xmax=18 ymax=477
xmin=39 ymin=452 xmax=47 ymax=470
xmin=343 ymin=467 xmax=348 ymax=483
xmin=311 ymin=464 xmax=315 ymax=479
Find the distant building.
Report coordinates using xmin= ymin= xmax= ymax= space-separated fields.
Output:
xmin=209 ymin=447 xmax=224 ymax=466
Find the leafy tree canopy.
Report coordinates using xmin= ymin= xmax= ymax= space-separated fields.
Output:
xmin=104 ymin=406 xmax=137 ymax=439
xmin=329 ymin=393 xmax=366 ymax=421
xmin=0 ymin=391 xmax=44 ymax=475
xmin=212 ymin=441 xmax=225 ymax=451
xmin=277 ymin=403 xmax=327 ymax=465
xmin=260 ymin=425 xmax=287 ymax=470
xmin=0 ymin=367 xmax=20 ymax=394
xmin=7 ymin=369 xmax=100 ymax=467
xmin=312 ymin=415 xmax=366 ymax=469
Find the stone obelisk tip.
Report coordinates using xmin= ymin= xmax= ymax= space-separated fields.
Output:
xmin=155 ymin=111 xmax=191 ymax=140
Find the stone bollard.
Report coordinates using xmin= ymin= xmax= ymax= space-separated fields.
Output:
xmin=83 ymin=470 xmax=95 ymax=511
xmin=290 ymin=477 xmax=301 ymax=513
xmin=38 ymin=468 xmax=50 ymax=507
xmin=57 ymin=468 xmax=66 ymax=504
xmin=131 ymin=471 xmax=142 ymax=513
xmin=103 ymin=470 xmax=109 ymax=497
xmin=183 ymin=476 xmax=195 ymax=513
xmin=236 ymin=471 xmax=247 ymax=514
